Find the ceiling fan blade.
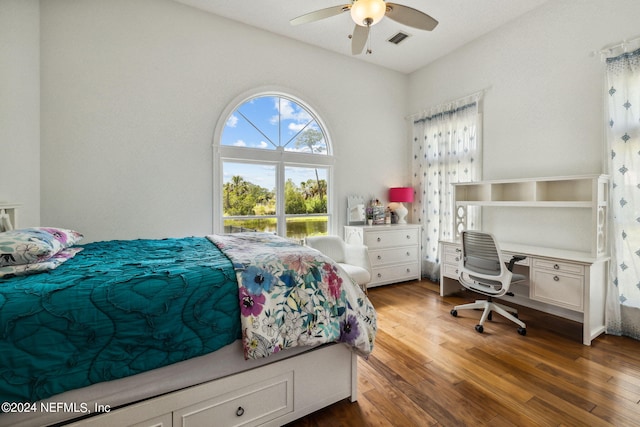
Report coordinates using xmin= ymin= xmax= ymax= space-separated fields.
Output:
xmin=290 ymin=5 xmax=350 ymax=26
xmin=385 ymin=3 xmax=438 ymax=31
xmin=351 ymin=24 xmax=369 ymax=55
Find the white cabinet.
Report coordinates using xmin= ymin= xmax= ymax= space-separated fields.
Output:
xmin=344 ymin=224 xmax=421 ymax=287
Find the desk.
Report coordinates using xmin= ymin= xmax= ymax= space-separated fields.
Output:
xmin=439 ymin=239 xmax=608 ymax=345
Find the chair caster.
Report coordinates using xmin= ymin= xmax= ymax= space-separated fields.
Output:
xmin=475 ymin=324 xmax=484 ymax=333
xmin=517 ymin=327 xmax=526 ymax=336
xmin=450 ymin=309 xmax=458 ymax=317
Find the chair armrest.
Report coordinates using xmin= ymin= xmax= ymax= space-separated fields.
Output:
xmin=507 ymin=255 xmax=526 ymax=272
xmin=344 ymin=243 xmax=372 ymax=275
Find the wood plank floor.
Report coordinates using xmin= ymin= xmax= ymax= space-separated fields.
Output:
xmin=287 ymin=280 xmax=640 ymax=427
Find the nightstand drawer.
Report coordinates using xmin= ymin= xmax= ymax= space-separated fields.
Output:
xmin=371 ymin=263 xmax=420 ymax=284
xmin=363 ymin=228 xmax=420 ymax=249
xmin=369 ymin=246 xmax=419 ymax=267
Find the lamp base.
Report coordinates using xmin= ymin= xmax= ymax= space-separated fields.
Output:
xmin=395 ymin=202 xmax=408 ymax=224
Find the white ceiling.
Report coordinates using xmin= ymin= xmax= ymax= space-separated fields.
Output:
xmin=173 ymin=0 xmax=550 ymax=74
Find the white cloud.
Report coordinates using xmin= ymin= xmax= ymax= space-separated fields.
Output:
xmin=226 ymin=114 xmax=239 ymax=128
xmin=271 ymin=99 xmax=312 ymax=125
xmin=288 ymin=122 xmax=306 ymax=132
xmin=258 ymin=141 xmax=269 ymax=148
xmin=233 ymin=139 xmax=246 ymax=147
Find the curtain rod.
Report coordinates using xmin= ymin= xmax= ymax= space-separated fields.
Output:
xmin=405 ymin=87 xmax=491 ymax=121
xmin=595 ymin=35 xmax=640 ymax=60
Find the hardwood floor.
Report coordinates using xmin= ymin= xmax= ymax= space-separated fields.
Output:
xmin=287 ymin=280 xmax=640 ymax=426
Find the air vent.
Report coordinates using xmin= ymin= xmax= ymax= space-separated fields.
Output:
xmin=387 ymin=32 xmax=410 ymax=45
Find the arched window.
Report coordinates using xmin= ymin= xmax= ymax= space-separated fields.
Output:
xmin=214 ymin=92 xmax=334 ymax=242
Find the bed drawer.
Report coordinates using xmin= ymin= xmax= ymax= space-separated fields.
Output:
xmin=174 ymin=372 xmax=293 ymax=427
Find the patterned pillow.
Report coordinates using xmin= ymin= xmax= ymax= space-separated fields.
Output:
xmin=34 ymin=227 xmax=83 ymax=249
xmin=0 ymin=227 xmax=83 ymax=267
xmin=0 ymin=247 xmax=83 ymax=278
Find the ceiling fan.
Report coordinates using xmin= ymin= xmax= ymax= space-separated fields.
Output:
xmin=290 ymin=0 xmax=438 ymax=55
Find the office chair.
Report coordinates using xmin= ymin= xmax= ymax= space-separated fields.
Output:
xmin=450 ymin=230 xmax=527 ymax=335
xmin=305 ymin=235 xmax=372 ymax=293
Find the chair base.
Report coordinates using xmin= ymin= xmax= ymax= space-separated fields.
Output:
xmin=451 ymin=299 xmax=526 ymax=333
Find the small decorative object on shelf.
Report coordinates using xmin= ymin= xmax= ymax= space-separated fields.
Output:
xmin=366 ymin=199 xmax=386 ymax=225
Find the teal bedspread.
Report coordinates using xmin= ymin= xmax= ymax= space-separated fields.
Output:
xmin=0 ymin=237 xmax=241 ymax=404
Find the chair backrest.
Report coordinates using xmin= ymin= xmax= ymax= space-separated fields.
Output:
xmin=458 ymin=230 xmax=512 ymax=296
xmin=305 ymin=235 xmax=346 ymax=263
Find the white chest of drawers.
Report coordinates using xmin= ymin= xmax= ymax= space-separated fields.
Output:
xmin=344 ymin=225 xmax=421 ymax=287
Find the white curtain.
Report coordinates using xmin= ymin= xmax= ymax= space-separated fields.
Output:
xmin=605 ymin=46 xmax=640 ymax=340
xmin=411 ymin=93 xmax=482 ymax=281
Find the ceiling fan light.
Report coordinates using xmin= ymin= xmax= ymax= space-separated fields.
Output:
xmin=350 ymin=0 xmax=386 ymax=26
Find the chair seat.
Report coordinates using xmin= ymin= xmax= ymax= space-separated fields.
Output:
xmin=339 ymin=263 xmax=371 ymax=286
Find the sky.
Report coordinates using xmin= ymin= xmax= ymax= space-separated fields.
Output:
xmin=221 ymin=95 xmax=328 ymax=188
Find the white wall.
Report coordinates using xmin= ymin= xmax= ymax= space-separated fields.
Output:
xmin=39 ymin=0 xmax=408 ymax=242
xmin=407 ymin=0 xmax=640 ymax=250
xmin=409 ymin=0 xmax=640 ymax=179
xmin=0 ymin=0 xmax=40 ymax=227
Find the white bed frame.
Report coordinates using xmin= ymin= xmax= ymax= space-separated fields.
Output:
xmin=69 ymin=344 xmax=356 ymax=427
xmin=2 ymin=343 xmax=356 ymax=427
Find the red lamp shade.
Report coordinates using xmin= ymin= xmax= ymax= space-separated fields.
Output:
xmin=389 ymin=187 xmax=414 ymax=203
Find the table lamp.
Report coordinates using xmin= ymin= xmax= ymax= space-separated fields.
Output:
xmin=389 ymin=187 xmax=414 ymax=224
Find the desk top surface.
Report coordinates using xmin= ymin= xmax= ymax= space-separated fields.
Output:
xmin=440 ymin=239 xmax=607 ymax=264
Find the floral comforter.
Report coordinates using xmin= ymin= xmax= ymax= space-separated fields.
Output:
xmin=207 ymin=233 xmax=376 ymax=360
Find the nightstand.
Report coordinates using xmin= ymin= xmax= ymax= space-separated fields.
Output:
xmin=344 ymin=224 xmax=421 ymax=288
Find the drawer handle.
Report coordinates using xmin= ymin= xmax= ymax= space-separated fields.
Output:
xmin=236 ymin=406 xmax=245 ymax=417
xmin=553 ymin=275 xmax=560 ymax=282
xmin=377 ymin=273 xmax=382 ymax=278
xmin=455 ymin=248 xmax=461 ymax=253
xmin=377 ymin=237 xmax=382 ymax=242
xmin=406 ymin=235 xmax=411 ymax=239
xmin=455 ymin=257 xmax=459 ymax=262
xmin=406 ymin=251 xmax=411 ymax=256
xmin=406 ymin=268 xmax=411 ymax=273
xmin=377 ymin=255 xmax=382 ymax=260
xmin=554 ymin=264 xmax=560 ymax=270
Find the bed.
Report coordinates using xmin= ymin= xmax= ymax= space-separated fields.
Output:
xmin=0 ymin=230 xmax=377 ymax=426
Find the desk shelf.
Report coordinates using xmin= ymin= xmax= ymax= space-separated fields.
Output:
xmin=453 ymin=174 xmax=609 ymax=257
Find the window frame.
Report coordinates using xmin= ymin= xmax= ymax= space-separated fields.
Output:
xmin=213 ymin=89 xmax=335 ymax=238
